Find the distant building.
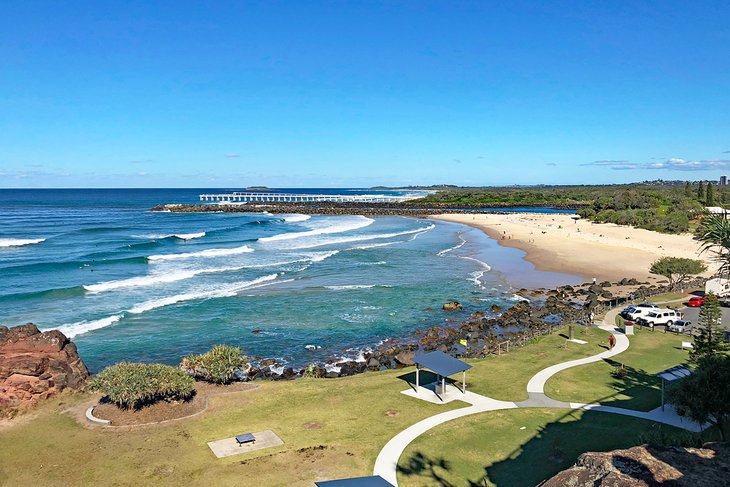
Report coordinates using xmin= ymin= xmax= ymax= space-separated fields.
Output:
xmin=706 ymin=206 xmax=729 ymax=217
xmin=721 ymin=175 xmax=728 ymax=186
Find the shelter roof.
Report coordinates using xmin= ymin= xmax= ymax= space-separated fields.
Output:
xmin=413 ymin=350 xmax=471 ymax=377
xmin=656 ymin=365 xmax=691 ymax=382
xmin=315 ymin=475 xmax=394 ymax=486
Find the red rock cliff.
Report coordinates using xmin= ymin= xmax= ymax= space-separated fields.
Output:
xmin=0 ymin=323 xmax=90 ymax=412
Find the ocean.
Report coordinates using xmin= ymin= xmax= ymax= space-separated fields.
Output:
xmin=0 ymin=188 xmax=580 ymax=372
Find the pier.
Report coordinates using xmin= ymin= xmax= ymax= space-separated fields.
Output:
xmin=198 ymin=192 xmax=416 ymax=204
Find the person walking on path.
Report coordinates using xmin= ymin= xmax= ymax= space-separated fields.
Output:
xmin=608 ymin=335 xmax=616 ymax=350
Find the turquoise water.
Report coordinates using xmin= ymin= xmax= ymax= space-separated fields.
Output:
xmin=0 ymin=189 xmax=579 ymax=372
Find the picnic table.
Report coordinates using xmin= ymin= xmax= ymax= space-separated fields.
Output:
xmin=235 ymin=433 xmax=256 ymax=446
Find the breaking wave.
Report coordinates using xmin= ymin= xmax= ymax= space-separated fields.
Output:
xmin=148 ymin=245 xmax=254 ymax=261
xmin=259 ymin=216 xmax=374 ymax=242
xmin=0 ymin=238 xmax=45 ymax=248
xmin=134 ymin=232 xmax=206 ymax=240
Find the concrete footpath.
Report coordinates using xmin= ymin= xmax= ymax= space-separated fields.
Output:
xmin=373 ymin=316 xmax=704 ymax=486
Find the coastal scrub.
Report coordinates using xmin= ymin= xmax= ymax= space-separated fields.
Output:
xmin=180 ymin=345 xmax=248 ymax=384
xmin=89 ymin=362 xmax=195 ymax=409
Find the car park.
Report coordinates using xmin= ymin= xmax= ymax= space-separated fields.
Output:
xmin=666 ymin=320 xmax=693 ymax=334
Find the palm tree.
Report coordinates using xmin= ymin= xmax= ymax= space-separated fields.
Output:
xmin=697 ymin=213 xmax=730 ymax=276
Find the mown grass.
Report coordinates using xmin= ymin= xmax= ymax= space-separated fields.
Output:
xmin=544 ymin=328 xmax=690 ymax=411
xmin=0 ymin=321 xmax=696 ymax=486
xmin=0 ymin=370 xmax=464 ymax=487
xmin=397 ymin=407 xmax=705 ymax=487
xmin=464 ymin=325 xmax=610 ymax=401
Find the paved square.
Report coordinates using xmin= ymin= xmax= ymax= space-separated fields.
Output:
xmin=207 ymin=429 xmax=284 ymax=458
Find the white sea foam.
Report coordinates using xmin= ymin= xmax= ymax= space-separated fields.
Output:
xmin=309 ymin=250 xmax=339 ymax=262
xmin=437 ymin=234 xmax=467 ymax=256
xmin=292 ymin=224 xmax=436 ymax=250
xmin=148 ymin=244 xmax=254 ymax=261
xmin=350 ymin=241 xmax=398 ymax=250
xmin=128 ymin=274 xmax=279 ymax=314
xmin=460 ymin=256 xmax=491 ymax=289
xmin=283 ymin=214 xmax=311 ymax=223
xmin=259 ymin=216 xmax=374 ymax=242
xmin=59 ymin=314 xmax=123 ymax=338
xmin=325 ymin=284 xmax=392 ymax=290
xmin=83 ymin=266 xmax=244 ymax=293
xmin=0 ymin=238 xmax=45 ymax=247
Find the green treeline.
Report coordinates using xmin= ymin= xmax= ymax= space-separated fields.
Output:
xmin=413 ymin=181 xmax=727 ymax=234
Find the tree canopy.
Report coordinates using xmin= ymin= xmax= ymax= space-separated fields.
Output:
xmin=691 ymin=293 xmax=729 ymax=363
xmin=649 ymin=257 xmax=707 ymax=289
xmin=669 ymin=355 xmax=730 ymax=441
xmin=696 ymin=213 xmax=730 ymax=277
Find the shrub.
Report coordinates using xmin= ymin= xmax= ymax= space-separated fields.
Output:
xmin=89 ymin=362 xmax=195 ymax=409
xmin=181 ymin=345 xmax=248 ymax=383
xmin=302 ymin=363 xmax=326 ymax=379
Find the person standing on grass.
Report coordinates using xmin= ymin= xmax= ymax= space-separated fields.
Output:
xmin=608 ymin=335 xmax=616 ymax=350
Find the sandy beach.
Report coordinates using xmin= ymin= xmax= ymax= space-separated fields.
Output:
xmin=432 ymin=213 xmax=716 ymax=283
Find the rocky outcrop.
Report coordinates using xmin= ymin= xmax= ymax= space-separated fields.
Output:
xmin=542 ymin=443 xmax=729 ymax=487
xmin=0 ymin=323 xmax=90 ymax=413
xmin=442 ymin=301 xmax=463 ymax=311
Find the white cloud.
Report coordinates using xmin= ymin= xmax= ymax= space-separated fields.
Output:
xmin=583 ymin=157 xmax=730 ymax=171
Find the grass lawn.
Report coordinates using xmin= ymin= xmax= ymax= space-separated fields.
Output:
xmin=464 ymin=325 xmax=610 ymax=401
xmin=0 ymin=370 xmax=465 ymax=487
xmin=544 ymin=328 xmax=691 ymax=411
xmin=397 ymin=408 xmax=693 ymax=487
xmin=0 ymin=321 xmax=698 ymax=486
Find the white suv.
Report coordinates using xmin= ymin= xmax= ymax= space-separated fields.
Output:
xmin=625 ymin=303 xmax=659 ymax=321
xmin=637 ymin=308 xmax=683 ymax=328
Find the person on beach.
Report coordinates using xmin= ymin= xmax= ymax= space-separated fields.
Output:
xmin=608 ymin=335 xmax=616 ymax=350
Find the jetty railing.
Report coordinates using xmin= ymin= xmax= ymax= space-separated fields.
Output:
xmin=198 ymin=192 xmax=416 ymax=204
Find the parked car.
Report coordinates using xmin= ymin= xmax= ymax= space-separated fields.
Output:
xmin=666 ymin=320 xmax=693 ymax=334
xmin=687 ymin=296 xmax=704 ymax=307
xmin=637 ymin=308 xmax=683 ymax=328
xmin=625 ymin=303 xmax=659 ymax=321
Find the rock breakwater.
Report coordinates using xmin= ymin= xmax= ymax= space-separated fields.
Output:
xmin=151 ymin=201 xmax=580 ymax=217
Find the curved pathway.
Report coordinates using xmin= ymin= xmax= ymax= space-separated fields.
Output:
xmin=374 ymin=316 xmax=702 ymax=486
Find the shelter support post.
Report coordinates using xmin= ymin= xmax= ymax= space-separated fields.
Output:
xmin=415 ymin=365 xmax=419 ymax=389
xmin=462 ymin=370 xmax=466 ymax=394
xmin=661 ymin=378 xmax=665 ymax=411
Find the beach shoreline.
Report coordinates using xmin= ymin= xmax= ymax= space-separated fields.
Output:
xmin=431 ymin=213 xmax=715 ymax=283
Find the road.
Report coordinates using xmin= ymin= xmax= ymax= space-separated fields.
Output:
xmin=679 ymin=305 xmax=730 ymax=332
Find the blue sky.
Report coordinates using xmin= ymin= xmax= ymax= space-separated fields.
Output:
xmin=1 ymin=1 xmax=729 ymax=188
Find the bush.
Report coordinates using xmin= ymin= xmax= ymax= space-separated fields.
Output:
xmin=302 ymin=363 xmax=326 ymax=379
xmin=89 ymin=362 xmax=195 ymax=409
xmin=181 ymin=345 xmax=248 ymax=383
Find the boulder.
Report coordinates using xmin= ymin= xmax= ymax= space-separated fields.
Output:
xmin=442 ymin=301 xmax=463 ymax=311
xmin=0 ymin=323 xmax=89 ymax=414
xmin=542 ymin=443 xmax=729 ymax=487
xmin=394 ymin=352 xmax=415 ymax=366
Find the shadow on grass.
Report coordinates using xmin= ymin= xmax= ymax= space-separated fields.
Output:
xmin=397 ymin=451 xmax=456 ymax=487
xmin=397 ymin=370 xmax=455 ymax=392
xmin=473 ymin=408 xmax=709 ymax=487
xmin=598 ymin=358 xmax=670 ymax=411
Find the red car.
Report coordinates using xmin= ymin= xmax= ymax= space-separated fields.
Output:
xmin=687 ymin=296 xmax=704 ymax=307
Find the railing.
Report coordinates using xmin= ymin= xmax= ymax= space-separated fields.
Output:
xmin=198 ymin=192 xmax=415 ymax=203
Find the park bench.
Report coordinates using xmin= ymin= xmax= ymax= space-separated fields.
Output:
xmin=235 ymin=433 xmax=256 ymax=446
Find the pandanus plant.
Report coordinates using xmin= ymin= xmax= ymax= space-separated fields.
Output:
xmin=696 ymin=213 xmax=730 ymax=277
